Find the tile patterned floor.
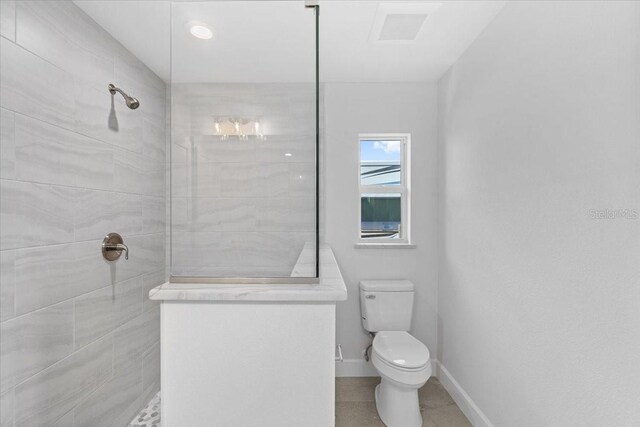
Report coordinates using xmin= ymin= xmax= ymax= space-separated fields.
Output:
xmin=336 ymin=377 xmax=471 ymax=427
xmin=129 ymin=377 xmax=470 ymax=427
xmin=128 ymin=392 xmax=160 ymax=427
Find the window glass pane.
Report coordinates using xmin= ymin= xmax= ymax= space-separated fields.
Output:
xmin=360 ymin=140 xmax=402 ymax=185
xmin=361 ymin=193 xmax=401 ymax=239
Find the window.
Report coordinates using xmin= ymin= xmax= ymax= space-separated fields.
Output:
xmin=358 ymin=134 xmax=410 ymax=244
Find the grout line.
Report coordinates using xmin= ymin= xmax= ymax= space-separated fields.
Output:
xmin=0 ymin=176 xmax=166 ymax=199
xmin=72 ymin=294 xmax=76 ymax=353
xmin=0 ymin=269 xmax=165 ymax=325
xmin=0 ymin=231 xmax=166 ymax=253
xmin=2 ymin=108 xmax=166 ymax=168
xmin=7 ymin=333 xmax=113 ymax=395
xmin=55 ymin=341 xmax=117 ymax=426
xmin=47 ymin=398 xmax=76 ymax=426
xmin=0 ymin=105 xmax=165 ymax=164
xmin=12 ymin=1 xmax=16 ymax=43
xmin=2 ymin=21 xmax=164 ymax=96
xmin=7 ymin=107 xmax=165 ymax=162
xmin=140 ymin=338 xmax=161 ymax=361
xmin=112 ymin=327 xmax=115 ymax=383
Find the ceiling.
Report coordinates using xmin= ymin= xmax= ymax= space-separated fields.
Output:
xmin=74 ymin=0 xmax=506 ymax=83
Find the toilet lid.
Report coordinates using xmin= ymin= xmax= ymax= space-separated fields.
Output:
xmin=373 ymin=331 xmax=430 ymax=369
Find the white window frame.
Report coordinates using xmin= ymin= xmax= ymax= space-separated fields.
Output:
xmin=357 ymin=133 xmax=411 ymax=245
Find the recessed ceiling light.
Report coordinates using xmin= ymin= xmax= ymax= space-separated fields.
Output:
xmin=186 ymin=21 xmax=213 ymax=40
xmin=284 ymin=153 xmax=293 ymax=157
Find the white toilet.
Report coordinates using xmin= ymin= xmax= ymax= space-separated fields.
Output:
xmin=360 ymin=280 xmax=432 ymax=427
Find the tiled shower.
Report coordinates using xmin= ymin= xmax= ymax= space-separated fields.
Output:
xmin=0 ymin=2 xmax=165 ymax=425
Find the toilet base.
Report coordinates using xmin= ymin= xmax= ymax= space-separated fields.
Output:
xmin=374 ymin=379 xmax=423 ymax=427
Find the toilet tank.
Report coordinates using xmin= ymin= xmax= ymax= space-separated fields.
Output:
xmin=359 ymin=280 xmax=414 ymax=332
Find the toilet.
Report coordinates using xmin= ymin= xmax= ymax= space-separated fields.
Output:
xmin=360 ymin=280 xmax=432 ymax=427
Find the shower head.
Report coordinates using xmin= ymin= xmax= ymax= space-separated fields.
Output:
xmin=126 ymin=97 xmax=140 ymax=110
xmin=108 ymin=84 xmax=140 ymax=110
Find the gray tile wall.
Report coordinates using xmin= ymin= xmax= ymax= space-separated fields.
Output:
xmin=0 ymin=1 xmax=166 ymax=426
xmin=171 ymin=83 xmax=316 ymax=277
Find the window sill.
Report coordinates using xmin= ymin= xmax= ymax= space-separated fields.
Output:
xmin=354 ymin=243 xmax=416 ymax=249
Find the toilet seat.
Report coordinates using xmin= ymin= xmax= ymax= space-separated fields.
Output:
xmin=372 ymin=331 xmax=432 ymax=389
xmin=372 ymin=331 xmax=430 ymax=370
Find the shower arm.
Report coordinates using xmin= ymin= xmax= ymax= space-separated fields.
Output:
xmin=108 ymin=84 xmax=140 ymax=109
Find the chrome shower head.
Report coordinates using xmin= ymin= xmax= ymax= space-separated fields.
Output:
xmin=108 ymin=84 xmax=140 ymax=110
xmin=126 ymin=97 xmax=140 ymax=110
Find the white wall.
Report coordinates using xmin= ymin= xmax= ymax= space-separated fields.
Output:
xmin=324 ymin=83 xmax=439 ymax=369
xmin=162 ymin=303 xmax=335 ymax=426
xmin=0 ymin=1 xmax=166 ymax=426
xmin=438 ymin=1 xmax=640 ymax=425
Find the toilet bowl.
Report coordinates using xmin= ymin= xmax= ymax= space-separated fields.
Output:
xmin=359 ymin=280 xmax=432 ymax=427
xmin=371 ymin=331 xmax=432 ymax=427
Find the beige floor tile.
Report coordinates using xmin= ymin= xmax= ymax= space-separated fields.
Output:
xmin=336 ymin=377 xmax=379 ymax=402
xmin=424 ymin=404 xmax=472 ymax=427
xmin=335 ymin=377 xmax=469 ymax=427
xmin=419 ymin=377 xmax=455 ymax=409
xmin=423 ymin=415 xmax=438 ymax=427
xmin=335 ymin=400 xmax=438 ymax=427
xmin=335 ymin=401 xmax=386 ymax=427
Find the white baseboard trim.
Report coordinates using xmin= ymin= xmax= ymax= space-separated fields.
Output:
xmin=436 ymin=361 xmax=494 ymax=427
xmin=336 ymin=358 xmax=441 ymax=378
xmin=335 ymin=358 xmax=378 ymax=377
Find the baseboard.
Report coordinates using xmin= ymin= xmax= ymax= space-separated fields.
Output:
xmin=336 ymin=358 xmax=440 ymax=378
xmin=436 ymin=361 xmax=495 ymax=427
xmin=335 ymin=358 xmax=378 ymax=377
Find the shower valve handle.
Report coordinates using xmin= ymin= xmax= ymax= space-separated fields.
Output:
xmin=102 ymin=233 xmax=129 ymax=261
xmin=104 ymin=243 xmax=129 ymax=260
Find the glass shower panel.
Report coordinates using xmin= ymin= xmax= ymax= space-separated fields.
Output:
xmin=170 ymin=1 xmax=317 ymax=278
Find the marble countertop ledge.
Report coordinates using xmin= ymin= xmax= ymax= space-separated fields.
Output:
xmin=149 ymin=245 xmax=347 ymax=302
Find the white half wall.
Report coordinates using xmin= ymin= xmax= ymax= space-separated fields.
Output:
xmin=438 ymin=1 xmax=640 ymax=425
xmin=161 ymin=302 xmax=335 ymax=427
xmin=324 ymin=83 xmax=439 ymax=366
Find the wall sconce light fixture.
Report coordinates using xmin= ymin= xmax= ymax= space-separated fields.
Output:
xmin=213 ymin=117 xmax=266 ymax=141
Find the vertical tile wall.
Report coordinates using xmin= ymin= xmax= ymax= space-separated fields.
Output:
xmin=171 ymin=83 xmax=316 ymax=277
xmin=0 ymin=2 xmax=166 ymax=426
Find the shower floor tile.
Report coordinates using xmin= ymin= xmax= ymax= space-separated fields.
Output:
xmin=129 ymin=392 xmax=160 ymax=427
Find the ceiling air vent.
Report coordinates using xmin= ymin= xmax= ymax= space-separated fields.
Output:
xmin=369 ymin=2 xmax=442 ymax=43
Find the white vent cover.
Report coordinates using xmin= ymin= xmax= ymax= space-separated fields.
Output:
xmin=369 ymin=2 xmax=442 ymax=43
xmin=379 ymin=14 xmax=428 ymax=41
